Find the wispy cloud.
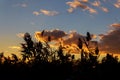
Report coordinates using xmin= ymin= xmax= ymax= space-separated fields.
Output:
xmin=66 ymin=0 xmax=97 ymax=14
xmin=21 ymin=3 xmax=27 ymax=8
xmin=66 ymin=0 xmax=88 ymax=10
xmin=33 ymin=11 xmax=40 ymax=16
xmin=9 ymin=46 xmax=21 ymax=50
xmin=66 ymin=0 xmax=113 ymax=14
xmin=40 ymin=9 xmax=59 ymax=16
xmin=13 ymin=3 xmax=28 ymax=8
xmin=91 ymin=1 xmax=101 ymax=7
xmin=80 ymin=0 xmax=89 ymax=3
xmin=30 ymin=22 xmax=36 ymax=25
xmin=67 ymin=8 xmax=74 ymax=13
xmin=100 ymin=7 xmax=109 ymax=13
xmin=91 ymin=1 xmax=109 ymax=13
xmin=87 ymin=7 xmax=97 ymax=14
xmin=33 ymin=9 xmax=59 ymax=16
xmin=16 ymin=33 xmax=25 ymax=38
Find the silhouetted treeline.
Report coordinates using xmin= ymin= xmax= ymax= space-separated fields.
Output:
xmin=0 ymin=32 xmax=120 ymax=80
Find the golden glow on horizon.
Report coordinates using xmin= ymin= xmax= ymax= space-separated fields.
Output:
xmin=1 ymin=28 xmax=120 ymax=60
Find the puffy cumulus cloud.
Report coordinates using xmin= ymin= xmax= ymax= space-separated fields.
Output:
xmin=99 ymin=23 xmax=120 ymax=54
xmin=35 ymin=29 xmax=67 ymax=42
xmin=35 ymin=29 xmax=86 ymax=54
xmin=34 ymin=29 xmax=99 ymax=54
xmin=35 ymin=29 xmax=85 ymax=45
xmin=62 ymin=31 xmax=98 ymax=53
xmin=33 ymin=9 xmax=59 ymax=16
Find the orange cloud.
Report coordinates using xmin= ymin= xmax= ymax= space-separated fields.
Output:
xmin=34 ymin=29 xmax=99 ymax=49
xmin=114 ymin=0 xmax=120 ymax=8
xmin=34 ymin=29 xmax=95 ymax=54
xmin=34 ymin=28 xmax=120 ymax=54
xmin=99 ymin=23 xmax=120 ymax=54
xmin=110 ymin=23 xmax=120 ymax=28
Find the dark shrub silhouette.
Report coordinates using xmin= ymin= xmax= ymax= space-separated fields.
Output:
xmin=0 ymin=32 xmax=120 ymax=80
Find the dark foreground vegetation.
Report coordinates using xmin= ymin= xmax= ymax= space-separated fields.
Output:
xmin=0 ymin=32 xmax=120 ymax=80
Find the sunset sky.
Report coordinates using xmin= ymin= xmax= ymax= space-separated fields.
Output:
xmin=1 ymin=0 xmax=120 ymax=57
